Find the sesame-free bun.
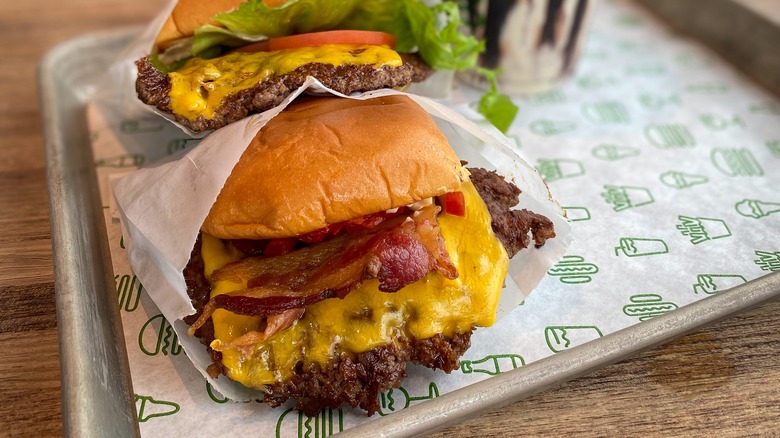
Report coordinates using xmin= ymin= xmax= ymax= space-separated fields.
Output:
xmin=154 ymin=0 xmax=246 ymax=50
xmin=202 ymin=96 xmax=464 ymax=240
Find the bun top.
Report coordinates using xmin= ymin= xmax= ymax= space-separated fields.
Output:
xmin=155 ymin=0 xmax=246 ymax=50
xmin=202 ymin=96 xmax=465 ymax=240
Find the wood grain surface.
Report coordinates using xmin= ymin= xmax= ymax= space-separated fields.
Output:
xmin=1 ymin=0 xmax=778 ymax=436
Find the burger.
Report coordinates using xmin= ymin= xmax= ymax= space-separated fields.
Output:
xmin=135 ymin=0 xmax=483 ymax=132
xmin=182 ymin=95 xmax=555 ymax=414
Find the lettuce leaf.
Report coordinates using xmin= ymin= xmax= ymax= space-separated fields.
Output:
xmin=190 ymin=0 xmax=482 ymax=71
xmin=477 ymin=68 xmax=519 ymax=133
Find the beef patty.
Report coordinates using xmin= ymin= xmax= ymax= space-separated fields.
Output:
xmin=182 ymin=167 xmax=555 ymax=414
xmin=136 ymin=55 xmax=431 ymax=133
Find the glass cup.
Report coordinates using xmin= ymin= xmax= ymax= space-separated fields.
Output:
xmin=458 ymin=0 xmax=596 ymax=94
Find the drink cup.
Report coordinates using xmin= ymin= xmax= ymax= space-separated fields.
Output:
xmin=458 ymin=0 xmax=595 ymax=94
xmin=615 ymin=237 xmax=669 ymax=257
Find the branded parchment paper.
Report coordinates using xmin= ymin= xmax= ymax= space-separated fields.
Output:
xmin=86 ymin=0 xmax=780 ymax=435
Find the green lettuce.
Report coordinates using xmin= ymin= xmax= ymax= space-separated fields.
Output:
xmin=191 ymin=0 xmax=483 ymax=71
xmin=477 ymin=68 xmax=519 ymax=134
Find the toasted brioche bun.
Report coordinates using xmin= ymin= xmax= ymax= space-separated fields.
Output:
xmin=155 ymin=0 xmax=246 ymax=50
xmin=202 ymin=96 xmax=464 ymax=240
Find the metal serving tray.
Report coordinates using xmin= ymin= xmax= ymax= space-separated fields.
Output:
xmin=40 ymin=28 xmax=780 ymax=437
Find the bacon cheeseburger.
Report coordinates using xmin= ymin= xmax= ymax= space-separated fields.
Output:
xmin=136 ymin=0 xmax=481 ymax=132
xmin=183 ymin=95 xmax=555 ymax=414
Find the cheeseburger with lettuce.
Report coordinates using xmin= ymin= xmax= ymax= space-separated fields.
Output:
xmin=183 ymin=95 xmax=555 ymax=414
xmin=136 ymin=0 xmax=483 ymax=132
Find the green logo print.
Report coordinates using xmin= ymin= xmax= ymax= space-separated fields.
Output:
xmin=206 ymin=382 xmax=229 ymax=404
xmin=529 ymin=120 xmax=577 ymax=136
xmin=547 ymin=255 xmax=599 ymax=284
xmin=623 ymin=294 xmax=678 ymax=321
xmin=644 ymin=124 xmax=695 ymax=148
xmin=677 ymin=216 xmax=731 ymax=244
xmin=638 ymin=94 xmax=681 ymax=110
xmin=582 ymin=101 xmax=630 ymax=124
xmin=120 ymin=118 xmax=164 ymax=133
xmin=461 ymin=354 xmax=525 ymax=376
xmin=754 ymin=250 xmax=780 ymax=272
xmin=767 ymin=140 xmax=780 ymax=158
xmin=378 ymin=383 xmax=439 ymax=416
xmin=602 ymin=185 xmax=654 ymax=211
xmin=749 ymin=101 xmax=780 ymax=115
xmin=135 ymin=394 xmax=180 ymax=422
xmin=674 ymin=53 xmax=713 ymax=68
xmin=592 ymin=144 xmax=640 ymax=161
xmin=736 ymin=199 xmax=780 ymax=219
xmin=685 ymin=82 xmax=729 ymax=94
xmin=139 ymin=314 xmax=182 ymax=357
xmin=562 ymin=206 xmax=591 ymax=222
xmin=94 ymin=153 xmax=145 ymax=168
xmin=167 ymin=138 xmax=200 ymax=155
xmin=694 ymin=274 xmax=747 ymax=295
xmin=536 ymin=159 xmax=585 ymax=182
xmin=712 ymin=148 xmax=763 ymax=176
xmin=625 ymin=64 xmax=665 ymax=76
xmin=545 ymin=326 xmax=603 ymax=353
xmin=615 ymin=237 xmax=669 ymax=257
xmin=700 ymin=113 xmax=745 ymax=131
xmin=528 ymin=89 xmax=566 ymax=104
xmin=576 ymin=75 xmax=619 ymax=90
xmin=615 ymin=14 xmax=642 ymax=27
xmin=114 ymin=274 xmax=142 ymax=312
xmin=660 ymin=171 xmax=708 ymax=189
xmin=276 ymin=408 xmax=343 ymax=438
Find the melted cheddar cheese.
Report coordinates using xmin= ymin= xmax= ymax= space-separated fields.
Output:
xmin=201 ymin=181 xmax=509 ymax=387
xmin=169 ymin=44 xmax=402 ymax=121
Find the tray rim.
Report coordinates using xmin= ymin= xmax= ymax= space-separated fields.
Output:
xmin=40 ymin=27 xmax=143 ymax=438
xmin=40 ymin=26 xmax=780 ymax=438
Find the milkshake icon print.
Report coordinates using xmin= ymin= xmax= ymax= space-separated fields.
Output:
xmin=660 ymin=171 xmax=708 ymax=189
xmin=736 ymin=199 xmax=780 ymax=219
xmin=545 ymin=326 xmax=603 ymax=353
xmin=615 ymin=237 xmax=669 ymax=257
xmin=693 ymin=274 xmax=747 ymax=294
xmin=592 ymin=144 xmax=641 ymax=161
xmin=537 ymin=159 xmax=585 ymax=182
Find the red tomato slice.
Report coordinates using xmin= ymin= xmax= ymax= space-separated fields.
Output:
xmin=237 ymin=30 xmax=396 ymax=53
xmin=441 ymin=192 xmax=466 ymax=217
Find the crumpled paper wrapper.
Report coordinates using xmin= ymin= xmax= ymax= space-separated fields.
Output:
xmin=111 ymin=79 xmax=571 ymax=401
xmin=86 ymin=0 xmax=780 ymax=435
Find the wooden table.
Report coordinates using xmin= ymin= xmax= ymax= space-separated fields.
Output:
xmin=2 ymin=0 xmax=778 ymax=436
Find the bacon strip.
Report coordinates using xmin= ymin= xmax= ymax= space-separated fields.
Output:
xmin=189 ymin=206 xmax=456 ymax=333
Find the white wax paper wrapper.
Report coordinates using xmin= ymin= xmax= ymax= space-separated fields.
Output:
xmin=112 ymin=78 xmax=571 ymax=401
xmin=87 ymin=0 xmax=780 ymax=435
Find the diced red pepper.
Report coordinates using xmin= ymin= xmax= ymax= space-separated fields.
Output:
xmin=441 ymin=192 xmax=466 ymax=216
xmin=263 ymin=238 xmax=298 ymax=256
